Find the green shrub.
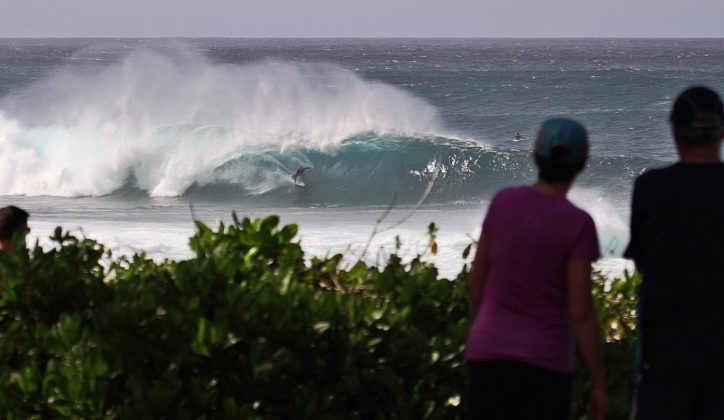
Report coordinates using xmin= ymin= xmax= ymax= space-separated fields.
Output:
xmin=0 ymin=216 xmax=638 ymax=419
xmin=572 ymin=270 xmax=640 ymax=419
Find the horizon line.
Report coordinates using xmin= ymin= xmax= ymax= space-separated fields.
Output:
xmin=0 ymin=36 xmax=723 ymax=40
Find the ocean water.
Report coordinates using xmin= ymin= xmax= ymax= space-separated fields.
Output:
xmin=1 ymin=38 xmax=723 ymax=277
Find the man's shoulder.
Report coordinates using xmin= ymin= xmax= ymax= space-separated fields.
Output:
xmin=636 ymin=163 xmax=677 ymax=180
xmin=635 ymin=162 xmax=724 ymax=189
xmin=633 ymin=163 xmax=684 ymax=192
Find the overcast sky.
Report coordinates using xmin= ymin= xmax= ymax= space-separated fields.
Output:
xmin=1 ymin=0 xmax=722 ymax=38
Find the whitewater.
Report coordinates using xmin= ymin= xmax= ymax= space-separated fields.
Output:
xmin=1 ymin=38 xmax=723 ymax=277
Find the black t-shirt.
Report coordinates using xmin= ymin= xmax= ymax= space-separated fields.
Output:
xmin=625 ymin=162 xmax=724 ymax=378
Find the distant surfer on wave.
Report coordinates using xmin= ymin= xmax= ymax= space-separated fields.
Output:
xmin=512 ymin=131 xmax=525 ymax=141
xmin=291 ymin=166 xmax=311 ymax=183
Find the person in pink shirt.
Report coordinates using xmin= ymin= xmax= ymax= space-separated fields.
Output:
xmin=466 ymin=118 xmax=606 ymax=420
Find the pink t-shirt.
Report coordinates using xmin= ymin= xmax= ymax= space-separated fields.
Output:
xmin=466 ymin=186 xmax=600 ymax=373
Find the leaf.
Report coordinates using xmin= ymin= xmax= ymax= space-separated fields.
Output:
xmin=224 ymin=397 xmax=238 ymax=417
xmin=313 ymin=322 xmax=330 ymax=334
xmin=56 ymin=313 xmax=82 ymax=346
xmin=90 ymin=352 xmax=109 ymax=377
xmin=191 ymin=317 xmax=213 ymax=357
xmin=261 ymin=215 xmax=280 ymax=233
xmin=18 ymin=365 xmax=40 ymax=394
xmin=462 ymin=243 xmax=473 ymax=259
xmin=253 ymin=362 xmax=274 ymax=381
xmin=279 ymin=224 xmax=299 ymax=242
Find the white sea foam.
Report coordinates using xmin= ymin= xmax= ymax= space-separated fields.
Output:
xmin=26 ymin=204 xmax=486 ymax=279
xmin=0 ymin=49 xmax=443 ymax=197
xmin=569 ymin=186 xmax=629 ymax=257
xmin=25 ymin=200 xmax=630 ymax=280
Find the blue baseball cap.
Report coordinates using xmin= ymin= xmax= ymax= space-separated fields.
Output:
xmin=534 ymin=118 xmax=589 ymax=166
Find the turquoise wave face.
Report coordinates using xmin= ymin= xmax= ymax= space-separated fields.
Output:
xmin=169 ymin=134 xmax=661 ymax=207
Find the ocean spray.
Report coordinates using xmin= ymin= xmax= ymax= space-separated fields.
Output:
xmin=0 ymin=48 xmax=443 ymax=197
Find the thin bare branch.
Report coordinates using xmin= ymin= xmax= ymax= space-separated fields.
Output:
xmin=188 ymin=202 xmax=199 ymax=230
xmin=357 ymin=152 xmax=443 ymax=263
xmin=359 ymin=191 xmax=398 ymax=258
xmin=378 ymin=154 xmax=442 ymax=233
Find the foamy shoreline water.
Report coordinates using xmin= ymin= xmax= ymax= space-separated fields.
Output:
xmin=17 ymin=198 xmax=633 ymax=280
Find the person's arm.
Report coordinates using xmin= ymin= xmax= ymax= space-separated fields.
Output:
xmin=624 ymin=177 xmax=643 ymax=271
xmin=468 ymin=233 xmax=491 ymax=317
xmin=568 ymin=259 xmax=607 ymax=420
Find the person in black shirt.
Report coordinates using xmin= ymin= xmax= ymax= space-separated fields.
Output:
xmin=625 ymin=86 xmax=724 ymax=419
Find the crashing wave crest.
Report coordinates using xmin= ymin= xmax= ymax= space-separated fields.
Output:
xmin=0 ymin=49 xmax=444 ymax=197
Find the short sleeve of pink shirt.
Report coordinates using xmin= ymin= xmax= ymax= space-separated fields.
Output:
xmin=569 ymin=214 xmax=600 ymax=260
xmin=467 ymin=186 xmax=600 ymax=373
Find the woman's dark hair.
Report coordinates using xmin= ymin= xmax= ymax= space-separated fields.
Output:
xmin=0 ymin=206 xmax=29 ymax=240
xmin=534 ymin=152 xmax=586 ymax=184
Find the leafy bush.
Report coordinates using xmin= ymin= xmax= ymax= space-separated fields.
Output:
xmin=0 ymin=215 xmax=639 ymax=419
xmin=573 ymin=271 xmax=640 ymax=419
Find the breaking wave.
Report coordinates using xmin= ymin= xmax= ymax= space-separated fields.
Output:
xmin=0 ymin=49 xmax=443 ymax=198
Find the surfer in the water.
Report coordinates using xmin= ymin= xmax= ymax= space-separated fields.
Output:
xmin=291 ymin=166 xmax=311 ymax=183
xmin=512 ymin=131 xmax=525 ymax=140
